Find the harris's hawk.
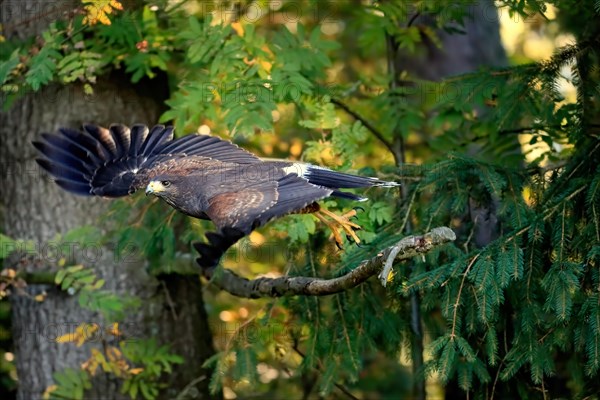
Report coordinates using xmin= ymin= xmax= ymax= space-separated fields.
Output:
xmin=33 ymin=124 xmax=399 ymax=268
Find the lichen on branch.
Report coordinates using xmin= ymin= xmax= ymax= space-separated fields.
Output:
xmin=201 ymin=227 xmax=456 ymax=298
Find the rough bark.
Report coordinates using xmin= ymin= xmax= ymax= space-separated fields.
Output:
xmin=0 ymin=2 xmax=217 ymax=399
xmin=201 ymin=227 xmax=455 ymax=298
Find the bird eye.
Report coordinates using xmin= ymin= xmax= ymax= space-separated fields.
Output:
xmin=161 ymin=180 xmax=171 ymax=187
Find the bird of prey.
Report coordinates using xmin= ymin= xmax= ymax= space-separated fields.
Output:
xmin=33 ymin=124 xmax=398 ymax=269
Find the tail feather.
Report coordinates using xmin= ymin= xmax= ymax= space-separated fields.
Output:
xmin=305 ymin=166 xmax=399 ymax=189
xmin=330 ymin=190 xmax=368 ymax=202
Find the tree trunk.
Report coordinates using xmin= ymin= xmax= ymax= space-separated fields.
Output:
xmin=0 ymin=2 xmax=217 ymax=399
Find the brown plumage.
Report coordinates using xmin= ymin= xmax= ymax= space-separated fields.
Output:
xmin=34 ymin=124 xmax=399 ymax=268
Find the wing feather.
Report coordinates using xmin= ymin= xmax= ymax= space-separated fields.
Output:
xmin=83 ymin=124 xmax=118 ymax=158
xmin=128 ymin=124 xmax=148 ymax=157
xmin=156 ymin=134 xmax=198 ymax=154
xmin=138 ymin=125 xmax=173 ymax=154
xmin=36 ymin=158 xmax=90 ymax=184
xmin=55 ymin=179 xmax=94 ymax=195
xmin=38 ymin=133 xmax=99 ymax=167
xmin=206 ymin=181 xmax=278 ymax=233
xmin=59 ymin=128 xmax=110 ymax=163
xmin=257 ymin=174 xmax=332 ymax=225
xmin=205 ymin=174 xmax=332 ymax=233
xmin=109 ymin=124 xmax=130 ymax=158
xmin=34 ymin=124 xmax=261 ymax=197
xmin=33 ymin=139 xmax=93 ymax=173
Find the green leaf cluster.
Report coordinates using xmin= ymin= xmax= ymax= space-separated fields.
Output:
xmin=120 ymin=339 xmax=184 ymax=400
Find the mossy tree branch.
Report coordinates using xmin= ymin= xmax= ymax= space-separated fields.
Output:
xmin=201 ymin=227 xmax=456 ymax=298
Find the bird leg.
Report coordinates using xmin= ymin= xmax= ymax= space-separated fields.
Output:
xmin=194 ymin=227 xmax=246 ymax=276
xmin=314 ymin=208 xmax=362 ymax=249
xmin=294 ymin=203 xmax=362 ymax=248
xmin=316 ymin=208 xmax=362 ymax=247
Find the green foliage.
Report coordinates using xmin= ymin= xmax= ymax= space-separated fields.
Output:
xmin=0 ymin=233 xmax=17 ymax=259
xmin=120 ymin=339 xmax=184 ymax=400
xmin=4 ymin=0 xmax=600 ymax=398
xmin=280 ymin=214 xmax=317 ymax=244
xmin=25 ymin=30 xmax=63 ymax=91
xmin=54 ymin=264 xmax=139 ymax=320
xmin=47 ymin=368 xmax=92 ymax=400
xmin=0 ymin=50 xmax=20 ymax=88
xmin=47 ymin=337 xmax=183 ymax=400
xmin=56 ymin=51 xmax=106 ymax=85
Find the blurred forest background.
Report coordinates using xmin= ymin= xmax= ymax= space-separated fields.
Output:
xmin=1 ymin=0 xmax=599 ymax=399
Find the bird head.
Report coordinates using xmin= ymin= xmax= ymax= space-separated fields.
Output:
xmin=145 ymin=176 xmax=181 ymax=201
xmin=146 ymin=175 xmax=200 ymax=216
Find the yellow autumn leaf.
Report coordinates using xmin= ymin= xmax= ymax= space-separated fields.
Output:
xmin=76 ymin=323 xmax=98 ymax=346
xmin=106 ymin=345 xmax=122 ymax=362
xmin=81 ymin=0 xmax=123 ymax=26
xmin=261 ymin=44 xmax=274 ymax=56
xmin=43 ymin=385 xmax=58 ymax=400
xmin=82 ymin=351 xmax=100 ymax=375
xmin=231 ymin=21 xmax=244 ymax=37
xmin=34 ymin=293 xmax=47 ymax=302
xmin=2 ymin=268 xmax=16 ymax=278
xmin=84 ymin=347 xmax=110 ymax=375
xmin=107 ymin=322 xmax=121 ymax=337
xmin=260 ymin=59 xmax=272 ymax=73
xmin=129 ymin=367 xmax=144 ymax=375
xmin=55 ymin=332 xmax=76 ymax=344
xmin=56 ymin=323 xmax=98 ymax=346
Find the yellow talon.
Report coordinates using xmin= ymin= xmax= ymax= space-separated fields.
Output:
xmin=314 ymin=208 xmax=362 ymax=249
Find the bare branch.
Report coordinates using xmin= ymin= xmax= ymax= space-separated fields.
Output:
xmin=203 ymin=227 xmax=456 ymax=298
xmin=330 ymin=97 xmax=396 ymax=156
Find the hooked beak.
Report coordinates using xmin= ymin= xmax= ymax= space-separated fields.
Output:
xmin=146 ymin=181 xmax=159 ymax=196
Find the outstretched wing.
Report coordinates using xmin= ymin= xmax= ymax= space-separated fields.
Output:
xmin=33 ymin=124 xmax=260 ymax=197
xmin=206 ymin=174 xmax=332 ymax=233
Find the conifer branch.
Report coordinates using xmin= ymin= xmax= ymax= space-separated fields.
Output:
xmin=450 ymin=254 xmax=479 ymax=340
xmin=202 ymin=227 xmax=456 ymax=298
xmin=292 ymin=343 xmax=359 ymax=400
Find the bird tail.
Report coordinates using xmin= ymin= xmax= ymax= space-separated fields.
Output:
xmin=302 ymin=166 xmax=399 ymax=202
xmin=304 ymin=166 xmax=399 ymax=189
